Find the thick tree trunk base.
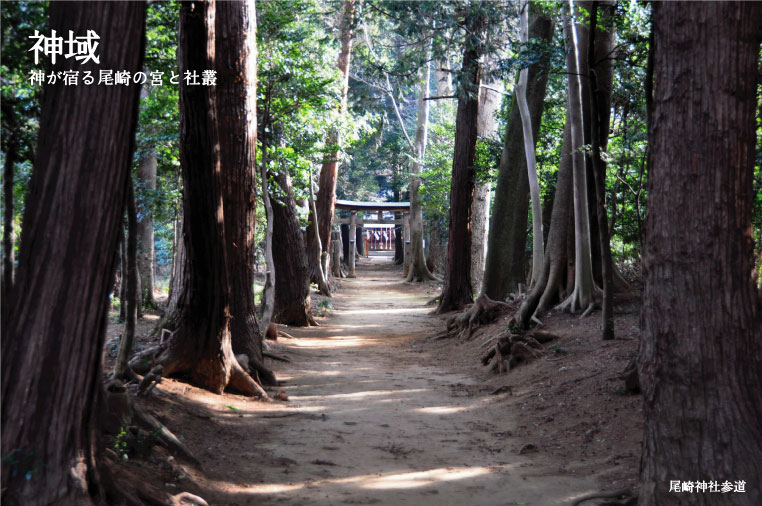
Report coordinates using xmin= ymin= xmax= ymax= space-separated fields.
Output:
xmin=556 ymin=283 xmax=602 ymax=315
xmin=132 ymin=330 xmax=269 ymax=399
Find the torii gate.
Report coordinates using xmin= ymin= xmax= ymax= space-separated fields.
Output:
xmin=334 ymin=199 xmax=411 ymax=278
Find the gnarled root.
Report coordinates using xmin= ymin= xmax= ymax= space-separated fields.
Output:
xmin=571 ymin=488 xmax=634 ymax=506
xmin=483 ymin=329 xmax=555 ymax=374
xmin=129 ymin=332 xmax=270 ymax=399
xmin=434 ymin=295 xmax=514 ymax=341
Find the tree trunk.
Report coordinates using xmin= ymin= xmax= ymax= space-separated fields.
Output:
xmin=271 ymin=170 xmax=315 ymax=326
xmin=516 ymin=0 xmax=544 ymax=289
xmin=162 ymin=212 xmax=186 ymax=332
xmin=470 ymin=67 xmax=501 ymax=293
xmin=215 ymin=0 xmax=275 ymax=386
xmin=119 ymin=226 xmax=128 ymax=322
xmin=2 ymin=133 xmax=16 ymax=316
xmin=436 ymin=12 xmax=484 ymax=314
xmin=426 ymin=222 xmax=446 ymax=274
xmin=406 ymin=59 xmax=435 ymax=282
xmin=587 ymin=1 xmax=616 ymax=339
xmin=394 ymin=210 xmax=404 ymax=264
xmin=516 ymin=118 xmax=573 ymax=327
xmin=0 ymin=3 xmax=145 ymax=503
xmin=308 ymin=167 xmax=331 ymax=294
xmin=558 ymin=3 xmax=599 ymax=314
xmin=153 ymin=0 xmax=265 ymax=398
xmin=115 ymin=180 xmax=139 ymax=380
xmin=483 ymin=9 xmax=553 ymax=300
xmin=259 ymin=144 xmax=276 ymax=334
xmin=638 ymin=3 xmax=762 ymax=504
xmin=309 ymin=0 xmax=355 ymax=277
xmin=136 ymin=153 xmax=157 ymax=310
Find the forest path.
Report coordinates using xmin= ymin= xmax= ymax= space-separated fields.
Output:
xmin=191 ymin=256 xmax=598 ymax=505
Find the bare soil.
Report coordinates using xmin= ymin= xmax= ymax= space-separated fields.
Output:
xmin=104 ymin=256 xmax=642 ymax=505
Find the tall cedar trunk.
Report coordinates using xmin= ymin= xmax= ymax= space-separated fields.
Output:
xmin=587 ymin=1 xmax=616 ymax=339
xmin=309 ymin=0 xmax=355 ymax=277
xmin=470 ymin=72 xmax=501 ymax=293
xmin=516 ymin=118 xmax=573 ymax=327
xmin=215 ymin=0 xmax=275 ymax=385
xmin=638 ymin=3 xmax=762 ymax=504
xmin=559 ymin=3 xmax=599 ymax=313
xmin=0 ymin=3 xmax=145 ymax=503
xmin=271 ymin=170 xmax=314 ymax=326
xmin=136 ymin=153 xmax=157 ymax=309
xmin=406 ymin=59 xmax=435 ymax=282
xmin=115 ymin=180 xmax=139 ymax=380
xmin=483 ymin=9 xmax=553 ymax=300
xmin=435 ymin=12 xmax=483 ymax=314
xmin=162 ymin=212 xmax=186 ymax=332
xmin=154 ymin=0 xmax=264 ymax=398
xmin=2 ymin=133 xmax=15 ymax=315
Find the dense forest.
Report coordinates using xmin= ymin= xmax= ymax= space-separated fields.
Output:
xmin=1 ymin=1 xmax=761 ymax=505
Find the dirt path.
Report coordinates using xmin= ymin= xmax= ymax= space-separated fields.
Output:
xmin=178 ymin=257 xmax=602 ymax=505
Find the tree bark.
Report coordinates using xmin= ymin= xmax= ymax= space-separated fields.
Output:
xmin=558 ymin=3 xmax=600 ymax=314
xmin=136 ymin=153 xmax=157 ymax=310
xmin=271 ymin=170 xmax=315 ymax=326
xmin=215 ymin=0 xmax=275 ymax=385
xmin=309 ymin=0 xmax=355 ymax=278
xmin=516 ymin=0 xmax=544 ymax=288
xmin=0 ymin=3 xmax=145 ymax=503
xmin=2 ymin=132 xmax=16 ymax=316
xmin=308 ymin=167 xmax=331 ymax=294
xmin=406 ymin=59 xmax=435 ymax=282
xmin=587 ymin=1 xmax=616 ymax=339
xmin=119 ymin=225 xmax=128 ymax=322
xmin=470 ymin=72 xmax=501 ymax=293
xmin=638 ymin=3 xmax=762 ymax=504
xmin=259 ymin=144 xmax=276 ymax=335
xmin=516 ymin=118 xmax=573 ymax=327
xmin=153 ymin=0 xmax=265 ymax=398
xmin=162 ymin=211 xmax=186 ymax=333
xmin=436 ymin=12 xmax=484 ymax=314
xmin=483 ymin=9 xmax=553 ymax=300
xmin=115 ymin=180 xmax=139 ymax=380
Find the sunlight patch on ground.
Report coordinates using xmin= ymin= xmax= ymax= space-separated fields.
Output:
xmin=230 ymin=465 xmax=509 ymax=495
xmin=340 ymin=308 xmax=430 ymax=316
xmin=291 ymin=388 xmax=426 ymax=402
xmin=415 ymin=405 xmax=469 ymax=415
xmin=288 ymin=337 xmax=372 ymax=348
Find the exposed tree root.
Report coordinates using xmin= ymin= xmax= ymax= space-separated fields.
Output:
xmin=482 ymin=329 xmax=556 ymax=373
xmin=102 ymin=379 xmax=201 ymax=467
xmin=170 ymin=492 xmax=209 ymax=506
xmin=264 ymin=322 xmax=296 ymax=340
xmin=434 ymin=295 xmax=514 ymax=341
xmin=571 ymin=488 xmax=634 ymax=506
xmin=620 ymin=357 xmax=640 ymax=394
xmin=556 ymin=284 xmax=602 ymax=315
xmin=263 ymin=351 xmax=291 ymax=362
xmin=129 ymin=331 xmax=270 ymax=399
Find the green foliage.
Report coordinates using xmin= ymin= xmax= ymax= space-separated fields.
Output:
xmin=1 ymin=1 xmax=47 ymax=238
xmin=257 ymin=0 xmax=350 ymax=195
xmin=134 ymin=1 xmax=182 ymax=273
xmin=114 ymin=427 xmax=130 ymax=460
